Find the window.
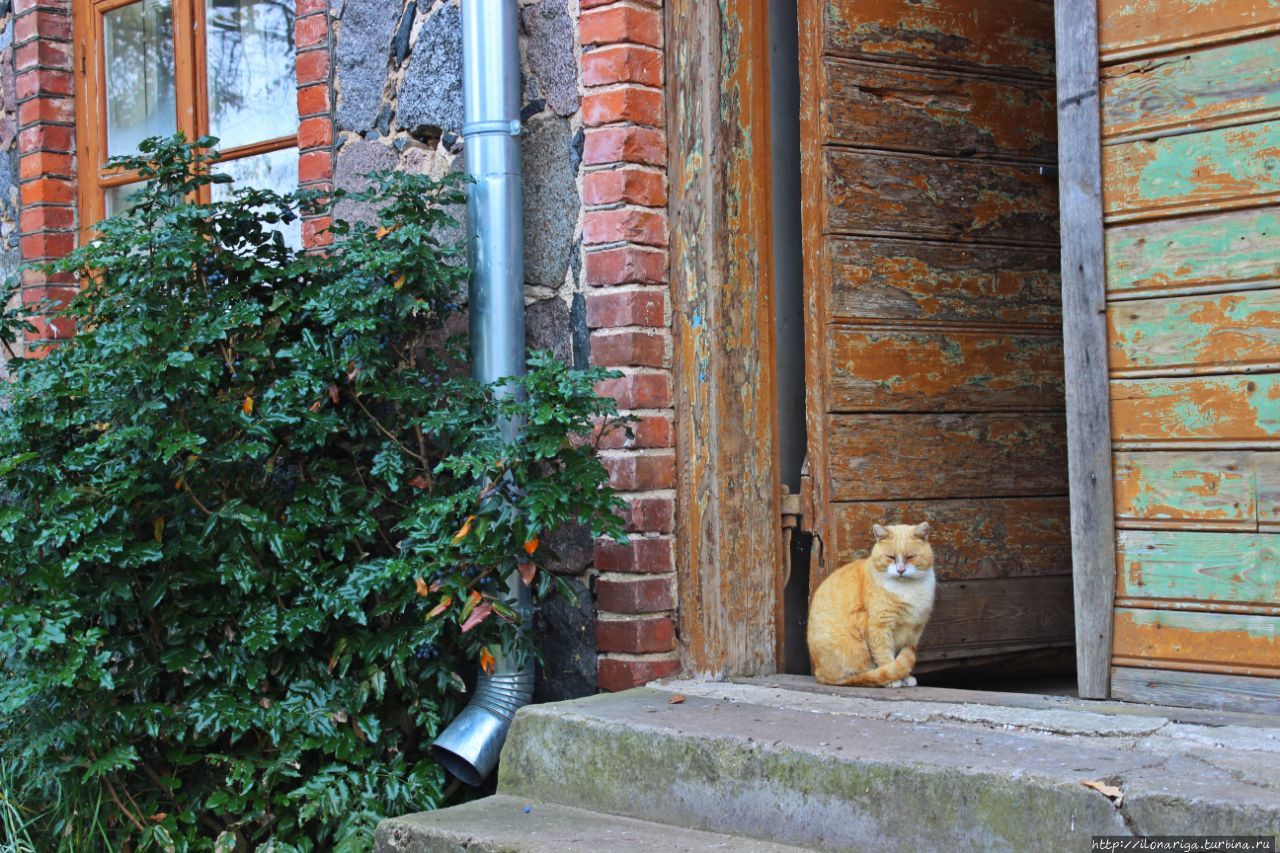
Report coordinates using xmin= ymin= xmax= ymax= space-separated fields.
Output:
xmin=73 ymin=0 xmax=299 ymax=241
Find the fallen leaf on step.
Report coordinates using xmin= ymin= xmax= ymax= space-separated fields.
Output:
xmin=1080 ymin=779 xmax=1124 ymax=807
xmin=667 ymin=694 xmax=686 ymax=704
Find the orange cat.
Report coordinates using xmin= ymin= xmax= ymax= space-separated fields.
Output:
xmin=807 ymin=522 xmax=935 ymax=687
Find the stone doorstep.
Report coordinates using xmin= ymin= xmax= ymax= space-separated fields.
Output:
xmin=378 ymin=678 xmax=1280 ymax=852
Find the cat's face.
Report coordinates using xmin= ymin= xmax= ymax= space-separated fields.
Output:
xmin=870 ymin=523 xmax=933 ymax=580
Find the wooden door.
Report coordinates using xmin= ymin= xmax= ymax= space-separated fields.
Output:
xmin=798 ymin=0 xmax=1071 ymax=669
xmin=1094 ymin=0 xmax=1280 ymax=710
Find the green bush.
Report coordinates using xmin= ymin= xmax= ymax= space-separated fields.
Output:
xmin=0 ymin=136 xmax=626 ymax=850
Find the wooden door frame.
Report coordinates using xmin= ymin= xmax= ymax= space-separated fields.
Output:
xmin=667 ymin=0 xmax=785 ymax=676
xmin=1055 ymin=0 xmax=1118 ymax=700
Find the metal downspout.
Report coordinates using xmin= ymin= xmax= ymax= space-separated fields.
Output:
xmin=430 ymin=0 xmax=532 ymax=787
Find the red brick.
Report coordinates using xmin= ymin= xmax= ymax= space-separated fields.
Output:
xmin=596 ymin=371 xmax=672 ymax=408
xmin=298 ymin=150 xmax=334 ymax=183
xmin=581 ymin=0 xmax=660 ymax=7
xmin=294 ymin=14 xmax=328 ymax=49
xmin=596 ymin=616 xmax=676 ymax=654
xmin=580 ymin=4 xmax=662 ymax=48
xmin=20 ymin=205 xmax=74 ymax=232
xmin=582 ymin=45 xmax=663 ymax=88
xmin=21 ymin=284 xmax=77 ymax=309
xmin=584 ymin=245 xmax=667 ymax=286
xmin=295 ymin=0 xmax=328 ymax=14
xmin=582 ymin=86 xmax=664 ymax=128
xmin=598 ymin=656 xmax=680 ymax=692
xmin=596 ymin=575 xmax=675 ymax=613
xmin=297 ymin=116 xmax=332 ymax=150
xmin=585 ymin=289 xmax=665 ymax=328
xmin=584 ymin=168 xmax=667 ymax=208
xmin=23 ymin=313 xmax=76 ymax=343
xmin=18 ymin=96 xmax=73 ymax=126
xmin=21 ymin=267 xmax=75 ymax=286
xmin=295 ymin=50 xmax=330 ymax=85
xmin=595 ymin=536 xmax=675 ymax=574
xmin=20 ymin=231 xmax=75 ymax=260
xmin=297 ymin=84 xmax=331 ymax=117
xmin=14 ymin=0 xmax=69 ymax=14
xmin=601 ymin=451 xmax=675 ymax=491
xmin=620 ymin=495 xmax=675 ymax=534
xmin=302 ymin=216 xmax=333 ymax=249
xmin=583 ymin=208 xmax=666 ymax=248
xmin=595 ymin=413 xmax=674 ymax=450
xmin=584 ymin=126 xmax=666 ymax=167
xmin=18 ymin=123 xmax=73 ymax=152
xmin=14 ymin=40 xmax=71 ymax=72
xmin=21 ymin=177 xmax=75 ymax=206
xmin=14 ymin=10 xmax=70 ymax=43
xmin=19 ymin=151 xmax=72 ymax=180
xmin=16 ymin=68 xmax=73 ymax=100
xmin=590 ymin=329 xmax=666 ymax=368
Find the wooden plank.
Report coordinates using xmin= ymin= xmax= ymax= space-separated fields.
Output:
xmin=1108 ymin=290 xmax=1280 ymax=375
xmin=1112 ymin=608 xmax=1279 ymax=675
xmin=1113 ymin=452 xmax=1257 ymax=528
xmin=1103 ymin=121 xmax=1280 ymax=222
xmin=669 ymin=0 xmax=780 ymax=677
xmin=1111 ymin=666 xmax=1280 ymax=714
xmin=828 ymin=239 xmax=1061 ymax=326
xmin=829 ymin=496 xmax=1071 ymax=583
xmin=1116 ymin=529 xmax=1280 ymax=606
xmin=1057 ymin=0 xmax=1117 ymax=699
xmin=823 ymin=0 xmax=1056 ymax=80
xmin=827 ymin=412 xmax=1067 ymax=501
xmin=1099 ymin=0 xmax=1280 ymax=63
xmin=1105 ymin=208 xmax=1280 ymax=299
xmin=1101 ymin=36 xmax=1280 ymax=144
xmin=1258 ymin=452 xmax=1280 ymax=527
xmin=828 ymin=327 xmax=1064 ymax=412
xmin=823 ymin=58 xmax=1055 ymax=160
xmin=1110 ymin=374 xmax=1280 ymax=444
xmin=919 ymin=576 xmax=1075 ymax=661
xmin=826 ymin=149 xmax=1059 ymax=243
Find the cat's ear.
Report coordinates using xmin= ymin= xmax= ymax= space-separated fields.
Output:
xmin=914 ymin=522 xmax=932 ymax=541
xmin=873 ymin=524 xmax=890 ymax=541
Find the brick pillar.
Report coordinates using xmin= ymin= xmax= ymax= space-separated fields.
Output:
xmin=14 ymin=0 xmax=75 ymax=342
xmin=294 ymin=0 xmax=334 ymax=250
xmin=579 ymin=0 xmax=679 ymax=692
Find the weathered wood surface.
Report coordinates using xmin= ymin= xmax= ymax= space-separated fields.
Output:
xmin=1103 ymin=121 xmax=1280 ymax=222
xmin=1112 ymin=608 xmax=1279 ymax=676
xmin=1099 ymin=0 xmax=1280 ymax=62
xmin=1113 ymin=451 xmax=1257 ymax=528
xmin=1111 ymin=666 xmax=1280 ymax=715
xmin=1110 ymin=374 xmax=1280 ymax=444
xmin=828 ymin=239 xmax=1061 ymax=325
xmin=828 ymin=413 xmax=1067 ymax=501
xmin=828 ymin=328 xmax=1064 ymax=412
xmin=824 ymin=0 xmax=1056 ymax=80
xmin=1102 ymin=36 xmax=1280 ymax=144
xmin=1257 ymin=452 xmax=1280 ymax=527
xmin=919 ymin=576 xmax=1075 ymax=660
xmin=829 ymin=496 xmax=1071 ymax=582
xmin=1105 ymin=208 xmax=1280 ymax=299
xmin=669 ymin=0 xmax=780 ymax=677
xmin=826 ymin=149 xmax=1059 ymax=243
xmin=824 ymin=59 xmax=1055 ymax=159
xmin=1116 ymin=529 xmax=1279 ymax=607
xmin=1108 ymin=290 xmax=1280 ymax=374
xmin=1057 ymin=0 xmax=1116 ymax=699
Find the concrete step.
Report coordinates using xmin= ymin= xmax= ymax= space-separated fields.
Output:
xmin=375 ymin=794 xmax=811 ymax=852
xmin=494 ymin=679 xmax=1280 ymax=851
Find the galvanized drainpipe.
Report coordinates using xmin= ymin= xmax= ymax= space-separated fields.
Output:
xmin=430 ymin=0 xmax=532 ymax=787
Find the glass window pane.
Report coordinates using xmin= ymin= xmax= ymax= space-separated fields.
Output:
xmin=104 ymin=0 xmax=177 ymax=159
xmin=211 ymin=148 xmax=301 ymax=249
xmin=205 ymin=0 xmax=297 ymax=150
xmin=104 ymin=181 xmax=149 ymax=217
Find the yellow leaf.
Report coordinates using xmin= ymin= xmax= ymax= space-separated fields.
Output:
xmin=479 ymin=647 xmax=496 ymax=675
xmin=425 ymin=595 xmax=453 ymax=620
xmin=453 ymin=515 xmax=476 ymax=543
xmin=174 ymin=477 xmax=184 ymax=492
xmin=414 ymin=576 xmax=430 ymax=597
xmin=153 ymin=517 xmax=165 ymax=542
xmin=242 ymin=395 xmax=254 ymax=415
xmin=392 ymin=273 xmax=407 ymax=290
xmin=523 ymin=536 xmax=540 ymax=556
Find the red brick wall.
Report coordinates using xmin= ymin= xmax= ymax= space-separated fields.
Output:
xmin=579 ymin=0 xmax=679 ymax=692
xmin=293 ymin=0 xmax=334 ymax=250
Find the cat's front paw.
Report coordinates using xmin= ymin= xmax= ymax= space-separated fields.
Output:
xmin=886 ymin=676 xmax=917 ymax=688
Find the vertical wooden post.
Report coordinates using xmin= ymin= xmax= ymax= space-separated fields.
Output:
xmin=667 ymin=0 xmax=782 ymax=676
xmin=1055 ymin=0 xmax=1117 ymax=699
